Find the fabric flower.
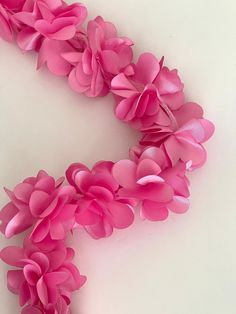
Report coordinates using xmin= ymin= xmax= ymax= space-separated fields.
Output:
xmin=111 ymin=52 xmax=184 ymax=129
xmin=14 ymin=0 xmax=87 ymax=51
xmin=66 ymin=161 xmax=135 ymax=239
xmin=112 ymin=147 xmax=178 ymax=221
xmin=141 ymin=102 xmax=215 ymax=169
xmin=0 ymin=240 xmax=86 ymax=313
xmin=0 ymin=0 xmax=24 ymax=41
xmin=68 ymin=16 xmax=134 ymax=97
xmin=0 ymin=170 xmax=76 ymax=243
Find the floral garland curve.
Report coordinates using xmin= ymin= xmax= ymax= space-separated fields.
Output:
xmin=0 ymin=1 xmax=214 ymax=313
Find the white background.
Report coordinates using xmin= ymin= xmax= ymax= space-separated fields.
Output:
xmin=0 ymin=0 xmax=236 ymax=313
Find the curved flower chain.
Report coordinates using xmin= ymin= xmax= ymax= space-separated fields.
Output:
xmin=0 ymin=0 xmax=214 ymax=313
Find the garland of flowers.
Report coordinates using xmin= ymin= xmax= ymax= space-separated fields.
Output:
xmin=0 ymin=1 xmax=214 ymax=313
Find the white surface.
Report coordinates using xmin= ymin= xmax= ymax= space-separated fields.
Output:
xmin=0 ymin=0 xmax=236 ymax=313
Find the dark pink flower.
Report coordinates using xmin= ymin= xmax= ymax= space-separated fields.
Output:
xmin=0 ymin=240 xmax=86 ymax=313
xmin=0 ymin=170 xmax=76 ymax=242
xmin=14 ymin=0 xmax=87 ymax=50
xmin=141 ymin=103 xmax=215 ymax=169
xmin=111 ymin=52 xmax=184 ymax=129
xmin=68 ymin=16 xmax=134 ymax=97
xmin=66 ymin=161 xmax=135 ymax=239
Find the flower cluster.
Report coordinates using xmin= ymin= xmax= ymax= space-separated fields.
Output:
xmin=0 ymin=0 xmax=214 ymax=313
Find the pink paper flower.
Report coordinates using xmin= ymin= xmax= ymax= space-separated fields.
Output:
xmin=111 ymin=52 xmax=184 ymax=129
xmin=66 ymin=161 xmax=135 ymax=239
xmin=141 ymin=103 xmax=215 ymax=169
xmin=0 ymin=240 xmax=86 ymax=312
xmin=68 ymin=16 xmax=134 ymax=97
xmin=0 ymin=170 xmax=76 ymax=242
xmin=14 ymin=0 xmax=87 ymax=51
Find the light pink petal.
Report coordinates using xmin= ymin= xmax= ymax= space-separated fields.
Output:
xmin=111 ymin=73 xmax=137 ymax=97
xmin=1 ymin=246 xmax=24 ymax=267
xmin=36 ymin=277 xmax=48 ymax=305
xmin=76 ymin=205 xmax=99 ymax=226
xmin=115 ymin=95 xmax=138 ymax=121
xmin=38 ymin=39 xmax=73 ymax=76
xmin=156 ymin=67 xmax=184 ymax=96
xmin=134 ymin=53 xmax=160 ymax=84
xmin=14 ymin=183 xmax=33 ymax=203
xmin=136 ymin=159 xmax=162 ymax=180
xmin=0 ymin=202 xmax=18 ymax=234
xmin=112 ymin=160 xmax=137 ymax=189
xmin=177 ymin=136 xmax=207 ymax=167
xmin=85 ymin=218 xmax=113 ymax=239
xmin=50 ymin=222 xmax=65 ymax=240
xmin=0 ymin=13 xmax=13 ymax=42
xmin=35 ymin=176 xmax=55 ymax=193
xmin=45 ymin=271 xmax=69 ymax=285
xmin=199 ymin=119 xmax=215 ymax=142
xmin=168 ymin=196 xmax=189 ymax=213
xmin=5 ymin=211 xmax=33 ymax=238
xmin=23 ymin=264 xmax=40 ymax=285
xmin=139 ymin=147 xmax=167 ymax=168
xmin=30 ymin=219 xmax=50 ymax=243
xmin=107 ymin=201 xmax=134 ymax=229
xmin=141 ymin=200 xmax=169 ymax=221
xmin=22 ymin=306 xmax=42 ymax=314
xmin=100 ymin=50 xmax=119 ymax=74
xmin=68 ymin=67 xmax=89 ymax=93
xmin=119 ymin=182 xmax=173 ymax=203
xmin=17 ymin=28 xmax=41 ymax=51
xmin=88 ymin=19 xmax=103 ymax=53
xmin=19 ymin=280 xmax=31 ymax=306
xmin=7 ymin=270 xmax=24 ymax=294
xmin=137 ymin=175 xmax=164 ymax=185
xmin=173 ymin=102 xmax=203 ymax=127
xmin=47 ymin=249 xmax=67 ymax=270
xmin=29 ymin=190 xmax=50 ymax=217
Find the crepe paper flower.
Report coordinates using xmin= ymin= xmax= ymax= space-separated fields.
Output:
xmin=141 ymin=103 xmax=215 ymax=169
xmin=0 ymin=241 xmax=86 ymax=312
xmin=111 ymin=52 xmax=184 ymax=129
xmin=66 ymin=161 xmax=135 ymax=239
xmin=0 ymin=170 xmax=77 ymax=242
xmin=68 ymin=16 xmax=134 ymax=97
xmin=14 ymin=1 xmax=87 ymax=51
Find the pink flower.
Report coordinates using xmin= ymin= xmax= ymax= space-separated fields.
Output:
xmin=66 ymin=161 xmax=135 ymax=239
xmin=0 ymin=170 xmax=76 ymax=242
xmin=0 ymin=0 xmax=24 ymax=41
xmin=111 ymin=52 xmax=184 ymax=129
xmin=68 ymin=16 xmax=134 ymax=97
xmin=141 ymin=103 xmax=215 ymax=169
xmin=112 ymin=147 xmax=181 ymax=221
xmin=14 ymin=0 xmax=87 ymax=50
xmin=0 ymin=240 xmax=86 ymax=313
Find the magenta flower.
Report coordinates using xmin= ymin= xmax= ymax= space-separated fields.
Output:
xmin=111 ymin=52 xmax=184 ymax=129
xmin=66 ymin=161 xmax=135 ymax=239
xmin=14 ymin=0 xmax=87 ymax=50
xmin=0 ymin=170 xmax=76 ymax=242
xmin=141 ymin=102 xmax=215 ymax=169
xmin=68 ymin=16 xmax=134 ymax=97
xmin=0 ymin=240 xmax=86 ymax=313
